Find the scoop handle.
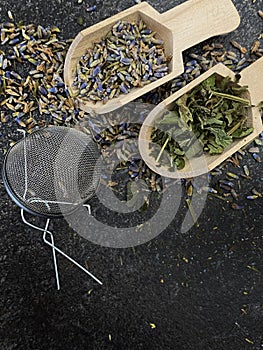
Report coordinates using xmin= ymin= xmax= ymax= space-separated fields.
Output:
xmin=160 ymin=0 xmax=240 ymax=52
xmin=239 ymin=57 xmax=263 ymax=106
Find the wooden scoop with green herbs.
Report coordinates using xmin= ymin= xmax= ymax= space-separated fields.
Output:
xmin=138 ymin=57 xmax=263 ymax=178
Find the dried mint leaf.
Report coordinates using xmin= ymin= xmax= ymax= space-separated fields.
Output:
xmin=231 ymin=127 xmax=254 ymax=138
xmin=208 ymin=127 xmax=233 ymax=148
xmin=158 ymin=111 xmax=179 ymax=125
xmin=202 ymin=75 xmax=216 ymax=90
xmin=176 ymin=95 xmax=193 ymax=126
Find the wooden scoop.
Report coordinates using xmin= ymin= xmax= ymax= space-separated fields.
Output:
xmin=138 ymin=57 xmax=263 ymax=179
xmin=64 ymin=0 xmax=240 ymax=114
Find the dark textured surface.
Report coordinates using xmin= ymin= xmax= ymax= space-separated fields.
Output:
xmin=0 ymin=1 xmax=263 ymax=349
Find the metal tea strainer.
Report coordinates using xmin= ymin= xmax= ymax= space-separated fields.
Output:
xmin=2 ymin=125 xmax=102 ymax=289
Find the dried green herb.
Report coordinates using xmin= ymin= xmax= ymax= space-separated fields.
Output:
xmin=150 ymin=74 xmax=254 ymax=170
xmin=77 ymin=16 xmax=84 ymax=25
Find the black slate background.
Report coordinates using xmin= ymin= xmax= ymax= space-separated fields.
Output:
xmin=0 ymin=1 xmax=263 ymax=350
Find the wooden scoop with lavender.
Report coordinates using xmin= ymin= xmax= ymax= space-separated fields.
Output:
xmin=138 ymin=57 xmax=263 ymax=179
xmin=64 ymin=0 xmax=240 ymax=114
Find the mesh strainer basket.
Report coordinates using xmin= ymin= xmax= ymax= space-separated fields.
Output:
xmin=2 ymin=126 xmax=103 ymax=289
xmin=2 ymin=126 xmax=101 ymax=217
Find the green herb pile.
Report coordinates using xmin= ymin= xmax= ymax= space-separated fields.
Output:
xmin=151 ymin=74 xmax=254 ymax=170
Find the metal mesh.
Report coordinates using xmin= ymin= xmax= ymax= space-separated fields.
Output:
xmin=3 ymin=126 xmax=101 ymax=217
